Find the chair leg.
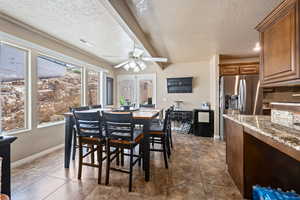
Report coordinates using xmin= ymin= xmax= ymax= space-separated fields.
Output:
xmin=78 ymin=138 xmax=83 ymax=180
xmin=90 ymin=145 xmax=95 ymax=164
xmin=162 ymin=136 xmax=168 ymax=169
xmin=72 ymin=130 xmax=76 ymax=160
xmin=129 ymin=147 xmax=134 ymax=192
xmin=105 ymin=141 xmax=110 ymax=185
xmin=151 ymin=137 xmax=154 ymax=147
xmin=138 ymin=144 xmax=141 ymax=167
xmin=116 ymin=148 xmax=120 ymax=166
xmin=121 ymin=148 xmax=124 ymax=166
xmin=97 ymin=144 xmax=103 ymax=184
xmin=169 ymin=129 xmax=174 ymax=148
xmin=166 ymin=134 xmax=171 ymax=158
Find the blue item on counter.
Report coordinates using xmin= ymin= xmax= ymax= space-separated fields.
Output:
xmin=253 ymin=186 xmax=300 ymax=200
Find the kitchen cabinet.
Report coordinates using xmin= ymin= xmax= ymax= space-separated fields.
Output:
xmin=224 ymin=115 xmax=300 ymax=199
xmin=239 ymin=64 xmax=259 ymax=75
xmin=224 ymin=118 xmax=244 ymax=195
xmin=256 ymin=0 xmax=300 ymax=86
xmin=220 ymin=65 xmax=239 ymax=76
xmin=219 ymin=62 xmax=259 ymax=76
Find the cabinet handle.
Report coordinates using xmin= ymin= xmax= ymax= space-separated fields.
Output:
xmin=292 ymin=94 xmax=300 ymax=97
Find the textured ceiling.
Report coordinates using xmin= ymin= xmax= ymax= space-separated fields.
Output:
xmin=126 ymin=0 xmax=284 ymax=63
xmin=0 ymin=0 xmax=137 ymax=64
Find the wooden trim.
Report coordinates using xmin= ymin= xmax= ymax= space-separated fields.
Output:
xmin=219 ymin=62 xmax=259 ymax=67
xmin=255 ymin=0 xmax=297 ymax=31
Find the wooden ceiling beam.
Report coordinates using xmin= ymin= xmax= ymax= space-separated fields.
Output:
xmin=100 ymin=0 xmax=165 ymax=69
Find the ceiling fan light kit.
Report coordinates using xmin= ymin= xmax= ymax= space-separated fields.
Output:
xmin=113 ymin=47 xmax=168 ymax=72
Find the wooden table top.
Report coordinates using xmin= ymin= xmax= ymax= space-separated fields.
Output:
xmin=63 ymin=108 xmax=162 ymax=120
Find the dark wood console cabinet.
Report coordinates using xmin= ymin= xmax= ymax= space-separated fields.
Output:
xmin=0 ymin=136 xmax=17 ymax=198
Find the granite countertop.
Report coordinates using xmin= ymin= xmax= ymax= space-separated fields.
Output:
xmin=223 ymin=114 xmax=300 ymax=152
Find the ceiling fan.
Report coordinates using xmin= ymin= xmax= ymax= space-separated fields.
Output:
xmin=113 ymin=47 xmax=168 ymax=72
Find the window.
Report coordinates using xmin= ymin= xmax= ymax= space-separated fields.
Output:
xmin=106 ymin=77 xmax=113 ymax=105
xmin=87 ymin=70 xmax=100 ymax=106
xmin=37 ymin=56 xmax=82 ymax=125
xmin=0 ymin=42 xmax=28 ymax=132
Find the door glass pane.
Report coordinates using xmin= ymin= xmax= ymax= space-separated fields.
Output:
xmin=119 ymin=79 xmax=135 ymax=105
xmin=87 ymin=70 xmax=99 ymax=106
xmin=139 ymin=79 xmax=153 ymax=105
xmin=0 ymin=43 xmax=27 ymax=132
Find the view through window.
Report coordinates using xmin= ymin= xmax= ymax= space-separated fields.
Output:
xmin=87 ymin=70 xmax=99 ymax=106
xmin=0 ymin=43 xmax=27 ymax=132
xmin=37 ymin=56 xmax=82 ymax=125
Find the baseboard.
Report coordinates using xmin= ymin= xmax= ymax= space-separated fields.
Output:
xmin=11 ymin=144 xmax=64 ymax=168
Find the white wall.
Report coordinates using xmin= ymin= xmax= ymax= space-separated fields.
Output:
xmin=0 ymin=15 xmax=115 ymax=162
xmin=116 ymin=61 xmax=212 ymax=110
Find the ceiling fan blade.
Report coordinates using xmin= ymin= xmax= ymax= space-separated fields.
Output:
xmin=114 ymin=61 xmax=129 ymax=68
xmin=133 ymin=48 xmax=144 ymax=57
xmin=142 ymin=57 xmax=168 ymax=62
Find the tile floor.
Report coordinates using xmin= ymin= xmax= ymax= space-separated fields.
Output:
xmin=11 ymin=133 xmax=243 ymax=200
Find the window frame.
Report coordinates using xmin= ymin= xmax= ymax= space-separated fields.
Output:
xmin=36 ymin=53 xmax=84 ymax=127
xmin=0 ymin=41 xmax=31 ymax=134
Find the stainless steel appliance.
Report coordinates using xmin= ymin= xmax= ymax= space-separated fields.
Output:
xmin=219 ymin=75 xmax=262 ymax=139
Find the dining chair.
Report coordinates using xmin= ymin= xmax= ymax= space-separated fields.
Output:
xmin=102 ymin=112 xmax=144 ymax=192
xmin=148 ymin=108 xmax=172 ymax=168
xmin=73 ymin=110 xmax=106 ymax=184
xmin=70 ymin=106 xmax=91 ymax=161
xmin=90 ymin=104 xmax=102 ymax=109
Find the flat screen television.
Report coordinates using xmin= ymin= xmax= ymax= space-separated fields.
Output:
xmin=167 ymin=77 xmax=193 ymax=93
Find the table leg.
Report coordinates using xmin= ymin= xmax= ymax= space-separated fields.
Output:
xmin=64 ymin=116 xmax=73 ymax=168
xmin=144 ymin=133 xmax=150 ymax=181
xmin=142 ymin=121 xmax=151 ymax=182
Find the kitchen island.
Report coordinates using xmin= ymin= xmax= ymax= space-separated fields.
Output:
xmin=223 ymin=114 xmax=300 ymax=199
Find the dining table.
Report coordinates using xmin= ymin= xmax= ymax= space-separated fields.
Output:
xmin=63 ymin=107 xmax=162 ymax=182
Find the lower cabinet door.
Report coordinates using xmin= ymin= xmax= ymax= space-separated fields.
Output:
xmin=225 ymin=118 xmax=244 ymax=195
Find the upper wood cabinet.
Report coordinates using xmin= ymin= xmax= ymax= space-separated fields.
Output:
xmin=239 ymin=64 xmax=259 ymax=75
xmin=256 ymin=0 xmax=300 ymax=86
xmin=219 ymin=62 xmax=259 ymax=76
xmin=220 ymin=65 xmax=239 ymax=76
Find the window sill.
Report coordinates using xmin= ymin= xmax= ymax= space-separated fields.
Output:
xmin=3 ymin=128 xmax=31 ymax=136
xmin=37 ymin=121 xmax=65 ymax=129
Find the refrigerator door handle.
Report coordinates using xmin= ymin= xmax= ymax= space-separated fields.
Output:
xmin=242 ymin=79 xmax=247 ymax=113
xmin=238 ymin=79 xmax=243 ymax=112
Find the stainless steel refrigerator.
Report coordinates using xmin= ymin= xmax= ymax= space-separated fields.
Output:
xmin=219 ymin=75 xmax=262 ymax=139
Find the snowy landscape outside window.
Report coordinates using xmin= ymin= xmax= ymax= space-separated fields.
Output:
xmin=87 ymin=70 xmax=99 ymax=106
xmin=0 ymin=43 xmax=28 ymax=132
xmin=37 ymin=56 xmax=82 ymax=125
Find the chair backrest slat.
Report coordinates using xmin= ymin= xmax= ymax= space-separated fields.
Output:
xmin=102 ymin=112 xmax=135 ymax=141
xmin=73 ymin=111 xmax=103 ymax=138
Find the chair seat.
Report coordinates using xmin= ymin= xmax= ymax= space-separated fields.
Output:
xmin=0 ymin=194 xmax=9 ymax=200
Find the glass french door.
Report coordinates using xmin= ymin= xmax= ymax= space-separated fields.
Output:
xmin=117 ymin=74 xmax=156 ymax=107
